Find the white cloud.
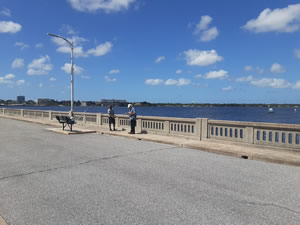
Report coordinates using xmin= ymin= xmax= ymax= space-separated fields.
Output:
xmin=145 ymin=79 xmax=163 ymax=86
xmin=155 ymin=56 xmax=165 ymax=63
xmin=0 ymin=8 xmax=11 ymax=17
xmin=49 ymin=77 xmax=56 ymax=81
xmin=0 ymin=77 xmax=13 ymax=85
xmin=109 ymin=69 xmax=120 ymax=74
xmin=245 ymin=66 xmax=264 ymax=74
xmin=184 ymin=49 xmax=223 ymax=66
xmin=200 ymin=27 xmax=219 ymax=42
xmin=176 ymin=69 xmax=182 ymax=74
xmin=39 ymin=83 xmax=43 ymax=88
xmin=60 ymin=24 xmax=78 ymax=35
xmin=194 ymin=15 xmax=218 ymax=42
xmin=57 ymin=45 xmax=88 ymax=58
xmin=71 ymin=36 xmax=89 ymax=45
xmin=243 ymin=4 xmax=300 ymax=33
xmin=197 ymin=70 xmax=229 ymax=80
xmin=51 ymin=35 xmax=111 ymax=58
xmin=236 ymin=75 xmax=254 ymax=82
xmin=4 ymin=74 xmax=15 ymax=79
xmin=51 ymin=35 xmax=88 ymax=58
xmin=165 ymin=78 xmax=191 ymax=86
xmin=256 ymin=66 xmax=264 ymax=74
xmin=0 ymin=73 xmax=15 ymax=85
xmin=73 ymin=46 xmax=89 ymax=57
xmin=81 ymin=75 xmax=91 ymax=79
xmin=294 ymin=49 xmax=300 ymax=59
xmin=61 ymin=63 xmax=84 ymax=75
xmin=244 ymin=65 xmax=254 ymax=72
xmin=250 ymin=78 xmax=292 ymax=88
xmin=177 ymin=78 xmax=191 ymax=86
xmin=236 ymin=75 xmax=296 ymax=89
xmin=222 ymin=86 xmax=232 ymax=91
xmin=194 ymin=15 xmax=212 ymax=33
xmin=51 ymin=35 xmax=88 ymax=46
xmin=16 ymin=80 xmax=25 ymax=85
xmin=0 ymin=21 xmax=21 ymax=33
xmin=165 ymin=79 xmax=177 ymax=86
xmin=293 ymin=81 xmax=300 ymax=89
xmin=27 ymin=55 xmax=53 ymax=76
xmin=67 ymin=0 xmax=136 ymax=13
xmin=15 ymin=42 xmax=29 ymax=50
xmin=87 ymin=42 xmax=112 ymax=56
xmin=35 ymin=43 xmax=43 ymax=48
xmin=104 ymin=75 xmax=116 ymax=82
xmin=270 ymin=63 xmax=285 ymax=73
xmin=11 ymin=58 xmax=24 ymax=68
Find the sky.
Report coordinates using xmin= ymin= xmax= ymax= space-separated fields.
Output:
xmin=1 ymin=0 xmax=300 ymax=103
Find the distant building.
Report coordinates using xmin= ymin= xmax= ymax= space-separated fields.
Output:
xmin=81 ymin=101 xmax=88 ymax=107
xmin=17 ymin=96 xmax=25 ymax=103
xmin=99 ymin=99 xmax=127 ymax=106
xmin=37 ymin=98 xmax=55 ymax=106
xmin=100 ymin=99 xmax=126 ymax=103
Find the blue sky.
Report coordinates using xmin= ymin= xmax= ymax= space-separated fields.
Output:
xmin=1 ymin=0 xmax=300 ymax=103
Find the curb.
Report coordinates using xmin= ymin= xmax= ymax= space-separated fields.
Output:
xmin=105 ymin=132 xmax=300 ymax=167
xmin=183 ymin=143 xmax=300 ymax=167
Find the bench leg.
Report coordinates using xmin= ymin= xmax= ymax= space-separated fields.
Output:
xmin=67 ymin=123 xmax=73 ymax=131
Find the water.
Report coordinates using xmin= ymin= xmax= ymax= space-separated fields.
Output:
xmin=2 ymin=105 xmax=300 ymax=125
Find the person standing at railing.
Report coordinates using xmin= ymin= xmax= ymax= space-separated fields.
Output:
xmin=127 ymin=104 xmax=136 ymax=134
xmin=108 ymin=105 xmax=116 ymax=131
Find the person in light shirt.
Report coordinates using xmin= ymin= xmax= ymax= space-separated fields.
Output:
xmin=127 ymin=104 xmax=136 ymax=134
xmin=107 ymin=105 xmax=116 ymax=131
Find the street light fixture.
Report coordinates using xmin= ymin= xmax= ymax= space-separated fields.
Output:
xmin=47 ymin=33 xmax=74 ymax=117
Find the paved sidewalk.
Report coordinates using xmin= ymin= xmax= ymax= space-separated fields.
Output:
xmin=1 ymin=115 xmax=300 ymax=167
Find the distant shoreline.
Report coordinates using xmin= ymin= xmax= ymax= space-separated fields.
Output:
xmin=1 ymin=103 xmax=300 ymax=108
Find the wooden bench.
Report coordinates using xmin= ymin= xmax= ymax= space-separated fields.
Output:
xmin=56 ymin=116 xmax=76 ymax=131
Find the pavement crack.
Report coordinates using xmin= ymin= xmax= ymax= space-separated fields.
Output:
xmin=244 ymin=200 xmax=300 ymax=215
xmin=0 ymin=146 xmax=177 ymax=181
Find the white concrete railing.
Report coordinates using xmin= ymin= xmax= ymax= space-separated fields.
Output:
xmin=1 ymin=108 xmax=300 ymax=151
xmin=208 ymin=120 xmax=300 ymax=149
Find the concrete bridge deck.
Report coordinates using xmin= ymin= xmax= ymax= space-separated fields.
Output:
xmin=0 ymin=117 xmax=300 ymax=225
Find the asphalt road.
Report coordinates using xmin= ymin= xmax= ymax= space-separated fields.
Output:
xmin=0 ymin=117 xmax=299 ymax=225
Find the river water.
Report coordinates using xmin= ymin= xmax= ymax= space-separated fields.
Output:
xmin=2 ymin=106 xmax=300 ymax=125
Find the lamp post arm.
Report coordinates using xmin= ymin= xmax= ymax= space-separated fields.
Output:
xmin=47 ymin=33 xmax=73 ymax=47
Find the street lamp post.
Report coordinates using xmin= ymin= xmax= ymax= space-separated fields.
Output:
xmin=47 ymin=33 xmax=74 ymax=117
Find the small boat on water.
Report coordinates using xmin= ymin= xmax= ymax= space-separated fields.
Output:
xmin=268 ymin=107 xmax=274 ymax=113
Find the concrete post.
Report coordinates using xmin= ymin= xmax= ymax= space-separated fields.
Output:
xmin=136 ymin=118 xmax=142 ymax=134
xmin=201 ymin=118 xmax=208 ymax=140
xmin=116 ymin=116 xmax=120 ymax=128
xmin=195 ymin=118 xmax=202 ymax=140
xmin=245 ymin=127 xmax=254 ymax=144
xmin=99 ymin=113 xmax=102 ymax=126
xmin=96 ymin=113 xmax=101 ymax=126
xmin=83 ymin=114 xmax=86 ymax=124
xmin=21 ymin=109 xmax=24 ymax=117
xmin=49 ymin=111 xmax=52 ymax=120
xmin=164 ymin=121 xmax=170 ymax=134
